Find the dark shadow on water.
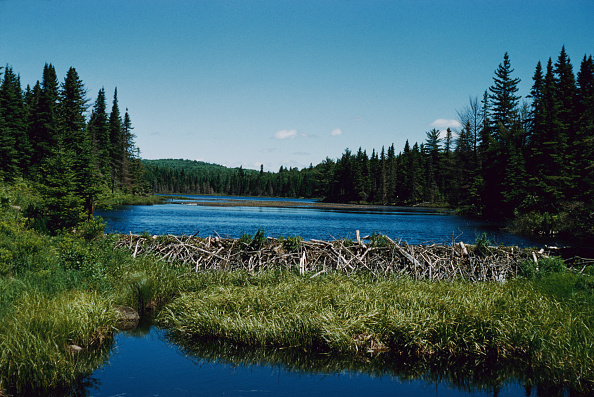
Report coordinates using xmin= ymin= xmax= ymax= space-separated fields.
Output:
xmin=164 ymin=332 xmax=591 ymax=397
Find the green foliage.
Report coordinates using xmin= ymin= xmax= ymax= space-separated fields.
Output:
xmin=0 ymin=290 xmax=116 ymax=393
xmin=519 ymin=256 xmax=566 ymax=279
xmin=280 ymin=235 xmax=303 ymax=252
xmin=251 ymin=227 xmax=267 ymax=250
xmin=369 ymin=232 xmax=391 ymax=247
xmin=473 ymin=232 xmax=491 ymax=257
xmin=126 ymin=272 xmax=155 ymax=313
xmin=239 ymin=227 xmax=268 ymax=250
xmin=158 ymin=270 xmax=594 ymax=390
xmin=72 ymin=217 xmax=106 ymax=241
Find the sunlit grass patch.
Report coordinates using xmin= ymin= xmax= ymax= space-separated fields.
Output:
xmin=0 ymin=290 xmax=116 ymax=392
xmin=158 ymin=271 xmax=594 ymax=387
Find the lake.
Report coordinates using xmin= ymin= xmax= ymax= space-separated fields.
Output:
xmin=86 ymin=196 xmax=567 ymax=396
xmin=96 ymin=194 xmax=554 ymax=247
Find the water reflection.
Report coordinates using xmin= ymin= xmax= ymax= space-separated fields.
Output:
xmin=165 ymin=331 xmax=584 ymax=397
xmin=96 ymin=196 xmax=559 ymax=248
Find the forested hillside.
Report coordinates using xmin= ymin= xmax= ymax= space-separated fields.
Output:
xmin=145 ymin=48 xmax=594 ymax=242
xmin=0 ymin=63 xmax=144 ymax=232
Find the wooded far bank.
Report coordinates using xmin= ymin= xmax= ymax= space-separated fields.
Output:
xmin=143 ymin=47 xmax=594 ymax=244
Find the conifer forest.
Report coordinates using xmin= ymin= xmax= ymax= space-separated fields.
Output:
xmin=0 ymin=64 xmax=144 ymax=232
xmin=1 ymin=47 xmax=593 ymax=242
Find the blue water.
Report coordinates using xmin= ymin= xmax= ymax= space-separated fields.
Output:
xmin=88 ymin=327 xmax=529 ymax=397
xmin=96 ymin=195 xmax=551 ymax=247
xmin=86 ymin=197 xmax=565 ymax=396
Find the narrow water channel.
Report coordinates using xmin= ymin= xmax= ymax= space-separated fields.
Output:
xmin=87 ymin=326 xmax=531 ymax=397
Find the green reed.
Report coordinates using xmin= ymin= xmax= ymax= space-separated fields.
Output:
xmin=158 ymin=271 xmax=594 ymax=389
xmin=0 ymin=290 xmax=116 ymax=392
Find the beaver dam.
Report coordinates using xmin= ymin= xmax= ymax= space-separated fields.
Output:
xmin=116 ymin=232 xmax=556 ymax=282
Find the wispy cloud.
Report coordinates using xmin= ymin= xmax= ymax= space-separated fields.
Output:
xmin=330 ymin=128 xmax=342 ymax=136
xmin=429 ymin=119 xmax=461 ymax=130
xmin=292 ymin=151 xmax=310 ymax=156
xmin=274 ymin=129 xmax=298 ymax=139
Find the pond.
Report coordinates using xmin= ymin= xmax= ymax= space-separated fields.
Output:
xmin=85 ymin=326 xmax=537 ymax=397
xmin=85 ymin=196 xmax=572 ymax=396
xmin=96 ymin=195 xmax=556 ymax=248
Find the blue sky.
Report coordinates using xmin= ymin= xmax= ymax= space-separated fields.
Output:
xmin=1 ymin=0 xmax=592 ymax=171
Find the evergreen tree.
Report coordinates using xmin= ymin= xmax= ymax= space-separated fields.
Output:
xmin=528 ymin=58 xmax=567 ymax=210
xmin=0 ymin=66 xmax=29 ymax=178
xmin=36 ymin=144 xmax=85 ymax=232
xmin=88 ymin=88 xmax=110 ymax=178
xmin=28 ymin=63 xmax=60 ymax=176
xmin=483 ymin=54 xmax=522 ymax=217
xmin=424 ymin=128 xmax=441 ymax=203
xmin=575 ymin=55 xmax=594 ymax=202
xmin=554 ymin=46 xmax=577 ymax=140
xmin=488 ymin=53 xmax=521 ymax=131
xmin=58 ymin=67 xmax=97 ymax=217
xmin=108 ymin=88 xmax=123 ymax=192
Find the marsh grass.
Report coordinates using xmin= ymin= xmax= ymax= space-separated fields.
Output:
xmin=158 ymin=270 xmax=594 ymax=390
xmin=0 ymin=290 xmax=116 ymax=392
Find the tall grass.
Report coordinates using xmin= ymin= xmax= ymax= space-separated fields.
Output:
xmin=158 ymin=271 xmax=594 ymax=389
xmin=0 ymin=290 xmax=116 ymax=393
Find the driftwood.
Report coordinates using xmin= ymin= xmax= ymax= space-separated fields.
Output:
xmin=115 ymin=232 xmax=551 ymax=282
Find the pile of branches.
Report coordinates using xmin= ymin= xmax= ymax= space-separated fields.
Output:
xmin=115 ymin=232 xmax=550 ymax=282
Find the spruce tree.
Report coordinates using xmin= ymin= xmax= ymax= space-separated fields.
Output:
xmin=28 ymin=63 xmax=60 ymax=176
xmin=575 ymin=55 xmax=594 ymax=202
xmin=529 ymin=58 xmax=566 ymax=209
xmin=483 ymin=54 xmax=522 ymax=217
xmin=88 ymin=88 xmax=110 ymax=179
xmin=488 ymin=53 xmax=521 ymax=134
xmin=0 ymin=66 xmax=29 ymax=178
xmin=108 ymin=88 xmax=123 ymax=192
xmin=58 ymin=67 xmax=98 ymax=218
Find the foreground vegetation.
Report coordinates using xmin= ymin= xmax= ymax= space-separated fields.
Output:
xmin=1 ymin=182 xmax=593 ymax=395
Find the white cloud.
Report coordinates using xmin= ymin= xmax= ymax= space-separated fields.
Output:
xmin=429 ymin=119 xmax=461 ymax=130
xmin=274 ymin=129 xmax=298 ymax=139
xmin=330 ymin=128 xmax=342 ymax=136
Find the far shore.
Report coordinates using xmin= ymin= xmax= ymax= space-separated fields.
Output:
xmin=174 ymin=198 xmax=449 ymax=212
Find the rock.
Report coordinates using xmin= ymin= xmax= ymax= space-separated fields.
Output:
xmin=67 ymin=344 xmax=84 ymax=354
xmin=114 ymin=305 xmax=140 ymax=330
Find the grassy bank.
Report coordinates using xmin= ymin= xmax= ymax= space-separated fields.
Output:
xmin=96 ymin=192 xmax=168 ymax=208
xmin=0 ymin=182 xmax=184 ymax=394
xmin=158 ymin=270 xmax=594 ymax=390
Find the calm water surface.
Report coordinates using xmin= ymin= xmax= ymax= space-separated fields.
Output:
xmin=96 ymin=195 xmax=552 ymax=247
xmin=87 ymin=327 xmax=531 ymax=397
xmin=87 ymin=196 xmax=565 ymax=396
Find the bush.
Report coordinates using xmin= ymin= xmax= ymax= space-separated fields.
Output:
xmin=473 ymin=233 xmax=491 ymax=257
xmin=280 ymin=235 xmax=302 ymax=252
xmin=519 ymin=256 xmax=566 ymax=279
xmin=369 ymin=232 xmax=390 ymax=247
xmin=240 ymin=227 xmax=267 ymax=250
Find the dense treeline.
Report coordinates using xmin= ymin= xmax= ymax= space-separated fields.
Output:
xmin=321 ymin=48 xmax=594 ymax=241
xmin=0 ymin=63 xmax=144 ymax=232
xmin=144 ymin=47 xmax=593 ymax=241
xmin=143 ymin=159 xmax=327 ymax=198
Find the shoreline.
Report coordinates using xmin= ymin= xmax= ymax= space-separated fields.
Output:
xmin=174 ymin=198 xmax=450 ymax=212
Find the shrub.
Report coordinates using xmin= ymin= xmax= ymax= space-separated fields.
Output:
xmin=473 ymin=232 xmax=491 ymax=257
xmin=369 ymin=232 xmax=390 ymax=247
xmin=519 ymin=256 xmax=566 ymax=279
xmin=281 ymin=235 xmax=302 ymax=252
